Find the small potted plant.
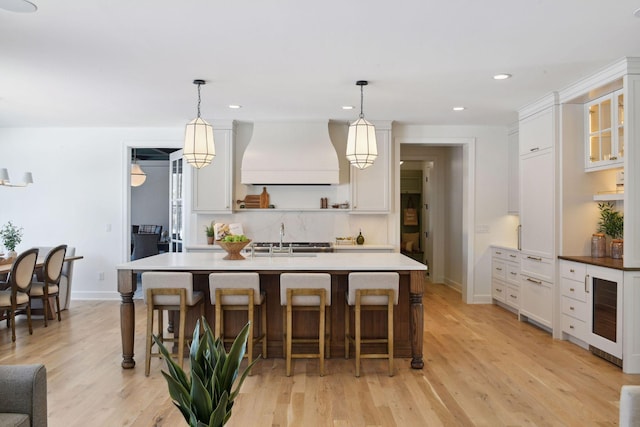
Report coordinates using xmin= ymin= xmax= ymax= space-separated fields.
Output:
xmin=597 ymin=202 xmax=624 ymax=259
xmin=154 ymin=318 xmax=256 ymax=427
xmin=0 ymin=221 xmax=23 ymax=258
xmin=205 ymin=222 xmax=215 ymax=245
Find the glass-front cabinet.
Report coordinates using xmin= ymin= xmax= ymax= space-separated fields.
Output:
xmin=586 ymin=89 xmax=624 ymax=171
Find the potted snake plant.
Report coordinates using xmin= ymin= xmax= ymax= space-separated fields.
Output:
xmin=154 ymin=318 xmax=256 ymax=427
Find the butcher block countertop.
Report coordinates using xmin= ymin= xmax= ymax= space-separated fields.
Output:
xmin=558 ymin=255 xmax=640 ymax=271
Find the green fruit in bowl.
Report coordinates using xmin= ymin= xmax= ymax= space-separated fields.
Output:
xmin=223 ymin=234 xmax=248 ymax=243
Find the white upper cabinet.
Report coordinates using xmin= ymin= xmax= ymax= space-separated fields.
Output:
xmin=350 ymin=124 xmax=391 ymax=213
xmin=191 ymin=123 xmax=235 ymax=213
xmin=508 ymin=127 xmax=519 ymax=214
xmin=519 ymin=108 xmax=554 ymax=155
xmin=585 ymin=89 xmax=624 ymax=171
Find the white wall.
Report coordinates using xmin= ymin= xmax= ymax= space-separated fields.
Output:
xmin=395 ymin=125 xmax=511 ymax=303
xmin=0 ymin=127 xmax=182 ymax=300
xmin=0 ymin=123 xmax=511 ymax=303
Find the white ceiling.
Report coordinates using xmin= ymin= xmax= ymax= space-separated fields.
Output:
xmin=1 ymin=0 xmax=640 ymax=128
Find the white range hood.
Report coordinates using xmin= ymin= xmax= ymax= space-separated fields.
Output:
xmin=241 ymin=121 xmax=339 ymax=185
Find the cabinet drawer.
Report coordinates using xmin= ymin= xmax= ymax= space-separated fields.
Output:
xmin=492 ymin=260 xmax=506 ymax=280
xmin=521 ymin=254 xmax=553 ymax=281
xmin=506 ymin=286 xmax=519 ymax=308
xmin=562 ymin=314 xmax=587 ymax=342
xmin=491 ymin=247 xmax=519 ymax=262
xmin=492 ymin=280 xmax=506 ymax=302
xmin=560 ymin=261 xmax=586 ymax=281
xmin=560 ymin=277 xmax=586 ymax=302
xmin=520 ymin=275 xmax=552 ymax=328
xmin=561 ymin=296 xmax=587 ymax=321
xmin=506 ymin=264 xmax=520 ymax=286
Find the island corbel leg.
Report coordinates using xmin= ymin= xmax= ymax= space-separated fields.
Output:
xmin=118 ymin=270 xmax=136 ymax=369
xmin=409 ymin=269 xmax=425 ymax=369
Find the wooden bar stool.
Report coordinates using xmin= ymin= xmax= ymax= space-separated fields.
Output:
xmin=142 ymin=272 xmax=204 ymax=376
xmin=345 ymin=272 xmax=399 ymax=377
xmin=209 ymin=273 xmax=267 ymax=371
xmin=280 ymin=273 xmax=331 ymax=376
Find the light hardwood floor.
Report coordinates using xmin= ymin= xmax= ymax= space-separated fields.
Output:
xmin=1 ymin=282 xmax=638 ymax=426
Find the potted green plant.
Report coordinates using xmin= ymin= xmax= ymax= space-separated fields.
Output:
xmin=154 ymin=318 xmax=256 ymax=427
xmin=597 ymin=202 xmax=624 ymax=258
xmin=205 ymin=222 xmax=216 ymax=245
xmin=0 ymin=221 xmax=24 ymax=258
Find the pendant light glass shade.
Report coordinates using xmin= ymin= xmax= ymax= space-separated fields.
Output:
xmin=346 ymin=80 xmax=377 ymax=169
xmin=183 ymin=80 xmax=215 ymax=169
xmin=130 ymin=163 xmax=147 ymax=187
xmin=184 ymin=117 xmax=215 ymax=168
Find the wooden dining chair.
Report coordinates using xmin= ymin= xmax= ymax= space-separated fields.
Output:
xmin=0 ymin=248 xmax=39 ymax=341
xmin=28 ymin=244 xmax=67 ymax=326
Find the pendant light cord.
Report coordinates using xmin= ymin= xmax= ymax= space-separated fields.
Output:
xmin=196 ymin=82 xmax=202 ymax=119
xmin=359 ymin=84 xmax=364 ymax=119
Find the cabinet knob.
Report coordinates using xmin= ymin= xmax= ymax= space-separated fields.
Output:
xmin=510 ymin=294 xmax=517 ymax=299
xmin=496 ymin=267 xmax=502 ymax=271
xmin=496 ymin=251 xmax=502 ymax=255
xmin=570 ymin=325 xmax=575 ymax=329
xmin=569 ymin=288 xmax=575 ymax=292
xmin=570 ymin=306 xmax=575 ymax=311
xmin=570 ymin=269 xmax=575 ymax=273
xmin=530 ymin=147 xmax=540 ymax=152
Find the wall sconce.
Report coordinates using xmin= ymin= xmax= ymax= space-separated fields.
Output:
xmin=0 ymin=168 xmax=34 ymax=187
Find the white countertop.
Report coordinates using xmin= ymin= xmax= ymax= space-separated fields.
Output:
xmin=117 ymin=252 xmax=427 ymax=271
xmin=185 ymin=244 xmax=395 ymax=251
xmin=333 ymin=244 xmax=395 ymax=250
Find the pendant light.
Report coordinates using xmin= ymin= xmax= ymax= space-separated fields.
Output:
xmin=130 ymin=148 xmax=146 ymax=187
xmin=183 ymin=79 xmax=215 ymax=169
xmin=346 ymin=80 xmax=377 ymax=169
xmin=0 ymin=168 xmax=33 ymax=187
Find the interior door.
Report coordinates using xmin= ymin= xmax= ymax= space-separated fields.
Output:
xmin=169 ymin=150 xmax=184 ymax=253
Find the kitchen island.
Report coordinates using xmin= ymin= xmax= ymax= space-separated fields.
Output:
xmin=116 ymin=252 xmax=427 ymax=370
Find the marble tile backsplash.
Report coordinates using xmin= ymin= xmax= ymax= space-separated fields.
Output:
xmin=195 ymin=211 xmax=389 ymax=245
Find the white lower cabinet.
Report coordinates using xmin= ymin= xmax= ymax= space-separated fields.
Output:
xmin=520 ymin=274 xmax=552 ymax=328
xmin=491 ymin=246 xmax=520 ymax=310
xmin=560 ymin=260 xmax=588 ymax=342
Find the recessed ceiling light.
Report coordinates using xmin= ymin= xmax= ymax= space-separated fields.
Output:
xmin=453 ymin=106 xmax=465 ymax=111
xmin=634 ymin=7 xmax=640 ymax=17
xmin=0 ymin=0 xmax=37 ymax=12
xmin=228 ymin=105 xmax=242 ymax=109
xmin=493 ymin=73 xmax=512 ymax=80
xmin=342 ymin=105 xmax=354 ymax=110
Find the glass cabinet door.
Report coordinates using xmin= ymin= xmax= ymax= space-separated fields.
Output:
xmin=585 ymin=89 xmax=624 ymax=171
xmin=617 ymin=92 xmax=624 ymax=160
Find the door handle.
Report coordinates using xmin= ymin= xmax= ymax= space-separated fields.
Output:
xmin=585 ymin=274 xmax=590 ymax=294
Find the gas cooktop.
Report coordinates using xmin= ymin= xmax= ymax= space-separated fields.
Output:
xmin=251 ymin=242 xmax=334 ymax=252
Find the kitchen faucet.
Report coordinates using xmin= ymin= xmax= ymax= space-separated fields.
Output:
xmin=279 ymin=222 xmax=285 ymax=249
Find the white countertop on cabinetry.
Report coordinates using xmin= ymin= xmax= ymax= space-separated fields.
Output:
xmin=491 ymin=245 xmax=519 ymax=252
xmin=117 ymin=252 xmax=426 ymax=271
xmin=185 ymin=245 xmax=224 ymax=251
xmin=334 ymin=244 xmax=395 ymax=251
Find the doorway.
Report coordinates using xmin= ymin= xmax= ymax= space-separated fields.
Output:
xmin=398 ymin=137 xmax=475 ymax=303
xmin=123 ymin=142 xmax=182 ymax=263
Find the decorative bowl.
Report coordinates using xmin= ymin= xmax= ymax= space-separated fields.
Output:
xmin=216 ymin=239 xmax=252 ymax=260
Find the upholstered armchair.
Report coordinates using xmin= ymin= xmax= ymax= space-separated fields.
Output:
xmin=0 ymin=364 xmax=47 ymax=427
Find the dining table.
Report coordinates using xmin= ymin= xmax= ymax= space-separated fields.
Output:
xmin=0 ymin=253 xmax=84 ymax=318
